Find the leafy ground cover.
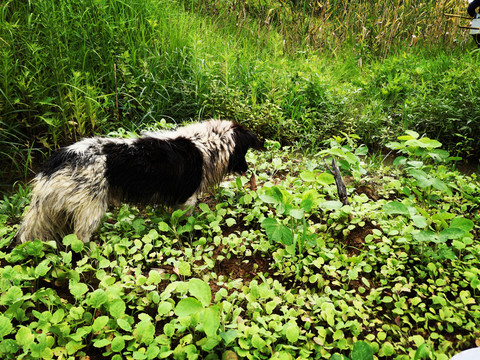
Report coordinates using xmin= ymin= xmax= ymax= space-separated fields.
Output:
xmin=0 ymin=133 xmax=479 ymax=359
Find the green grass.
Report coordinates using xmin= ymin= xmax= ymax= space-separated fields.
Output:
xmin=1 ymin=0 xmax=480 ymax=191
xmin=1 ymin=135 xmax=479 ymax=359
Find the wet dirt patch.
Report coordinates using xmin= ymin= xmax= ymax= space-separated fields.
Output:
xmin=354 ymin=184 xmax=379 ymax=201
xmin=214 ymin=252 xmax=271 ymax=281
xmin=344 ymin=220 xmax=381 ymax=256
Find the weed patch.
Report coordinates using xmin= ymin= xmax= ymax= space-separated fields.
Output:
xmin=1 ymin=135 xmax=479 ymax=359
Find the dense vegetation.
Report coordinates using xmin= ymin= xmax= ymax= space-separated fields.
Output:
xmin=1 ymin=0 xmax=480 ymax=189
xmin=1 ymin=0 xmax=480 ymax=359
xmin=1 ymin=134 xmax=480 ymax=359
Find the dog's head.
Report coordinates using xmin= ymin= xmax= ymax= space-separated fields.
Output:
xmin=228 ymin=123 xmax=263 ymax=175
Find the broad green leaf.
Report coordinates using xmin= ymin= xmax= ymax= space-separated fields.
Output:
xmin=174 ymin=297 xmax=203 ymax=317
xmin=383 ymin=201 xmax=409 ymax=216
xmin=134 ymin=319 xmax=155 ymax=345
xmin=300 ymin=170 xmax=316 ymax=182
xmin=399 ymin=130 xmax=419 ymax=140
xmin=321 ymin=302 xmax=336 ymax=327
xmin=450 ymin=217 xmax=474 ymax=232
xmin=146 ymin=343 xmax=161 ymax=359
xmin=288 ymin=208 xmax=304 ymax=220
xmin=393 ymin=156 xmax=407 ymax=166
xmin=408 ymin=168 xmax=428 ymax=180
xmin=222 ymin=350 xmax=239 ymax=360
xmin=177 ymin=261 xmax=191 ymax=276
xmin=319 ymin=200 xmax=343 ymax=210
xmin=88 ymin=289 xmax=108 ymax=308
xmin=188 ymin=279 xmax=211 ymax=307
xmin=414 ymin=343 xmax=431 ymax=360
xmin=225 ymin=218 xmax=236 ymax=227
xmin=15 ymin=327 xmax=34 ymax=347
xmin=198 ymin=203 xmax=210 ymax=213
xmin=148 ymin=270 xmax=162 ymax=284
xmin=381 ymin=342 xmax=395 ymax=356
xmin=406 ymin=160 xmax=424 ymax=168
xmin=219 ymin=330 xmax=237 ymax=345
xmin=201 ymin=307 xmax=220 ymax=337
xmin=71 ymin=238 xmax=84 ymax=252
xmin=157 ymin=301 xmax=173 ymax=316
xmin=414 ymin=230 xmax=439 ymax=243
xmin=412 ymin=215 xmax=427 ymax=228
xmin=430 ymin=178 xmax=450 ymax=194
xmin=26 ymin=240 xmax=44 ymax=257
xmin=30 ymin=333 xmax=49 ymax=357
xmin=285 ymin=322 xmax=300 ymax=343
xmin=133 ymin=350 xmax=148 ymax=359
xmin=69 ymin=282 xmax=89 ymax=300
xmin=261 ymin=218 xmax=293 ymax=246
xmin=200 ymin=336 xmax=221 ymax=351
xmin=0 ymin=286 xmax=23 ymax=306
xmin=158 ymin=222 xmax=169 ymax=232
xmin=117 ymin=318 xmax=132 ymax=332
xmin=111 ymin=336 xmax=125 ymax=352
xmin=429 ymin=149 xmax=450 ymax=162
xmin=63 ymin=234 xmax=84 ymax=252
xmin=416 ymin=176 xmax=432 ymax=188
xmin=251 ymin=334 xmax=266 ymax=349
xmin=355 ymin=145 xmax=368 ymax=156
xmin=66 ymin=340 xmax=85 ymax=355
xmin=418 ymin=138 xmax=442 ymax=148
xmin=259 ymin=186 xmax=285 ymax=204
xmin=351 ymin=341 xmax=373 ymax=360
xmin=92 ymin=316 xmax=109 ymax=332
xmin=93 ymin=338 xmax=111 ymax=348
xmin=109 ymin=299 xmax=126 ymax=318
xmin=329 ymin=148 xmax=345 ymax=157
xmin=51 ymin=309 xmax=65 ymax=324
xmin=439 ymin=228 xmax=465 ymax=243
xmin=35 ymin=259 xmax=51 ymax=277
xmin=331 ymin=354 xmax=349 ymax=360
xmin=0 ymin=315 xmax=13 ymax=337
xmin=317 ymin=172 xmax=335 ymax=185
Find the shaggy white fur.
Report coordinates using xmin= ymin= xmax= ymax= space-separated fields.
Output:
xmin=17 ymin=120 xmax=259 ymax=243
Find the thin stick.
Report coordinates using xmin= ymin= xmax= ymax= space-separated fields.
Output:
xmin=325 ymin=158 xmax=349 ymax=205
xmin=114 ymin=63 xmax=120 ymax=122
xmin=444 ymin=13 xmax=472 ymax=20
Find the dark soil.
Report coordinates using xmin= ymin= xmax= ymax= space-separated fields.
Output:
xmin=344 ymin=220 xmax=381 ymax=256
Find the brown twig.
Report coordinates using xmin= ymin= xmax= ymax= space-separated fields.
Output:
xmin=114 ymin=63 xmax=119 ymax=122
xmin=325 ymin=158 xmax=349 ymax=205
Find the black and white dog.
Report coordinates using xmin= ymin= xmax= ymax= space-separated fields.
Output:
xmin=17 ymin=120 xmax=260 ymax=243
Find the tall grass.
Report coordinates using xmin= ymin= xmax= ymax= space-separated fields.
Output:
xmin=1 ymin=0 xmax=479 ymax=192
xmin=0 ymin=0 xmax=201 ymax=188
xmin=182 ymin=0 xmax=469 ymax=56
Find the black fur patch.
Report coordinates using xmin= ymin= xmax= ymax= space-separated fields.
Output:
xmin=41 ymin=148 xmax=81 ymax=177
xmin=228 ymin=124 xmax=261 ymax=174
xmin=103 ymin=137 xmax=204 ymax=206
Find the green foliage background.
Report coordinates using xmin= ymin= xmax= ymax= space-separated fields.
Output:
xmin=1 ymin=1 xmax=480 ymax=358
xmin=1 ymin=0 xmax=480 ymax=190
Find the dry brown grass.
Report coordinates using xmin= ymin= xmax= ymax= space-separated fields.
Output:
xmin=188 ymin=0 xmax=471 ymax=56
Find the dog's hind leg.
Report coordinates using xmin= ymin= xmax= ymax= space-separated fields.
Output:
xmin=17 ymin=200 xmax=57 ymax=243
xmin=72 ymin=197 xmax=108 ymax=243
xmin=179 ymin=194 xmax=198 ymax=216
xmin=17 ymin=180 xmax=60 ymax=243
